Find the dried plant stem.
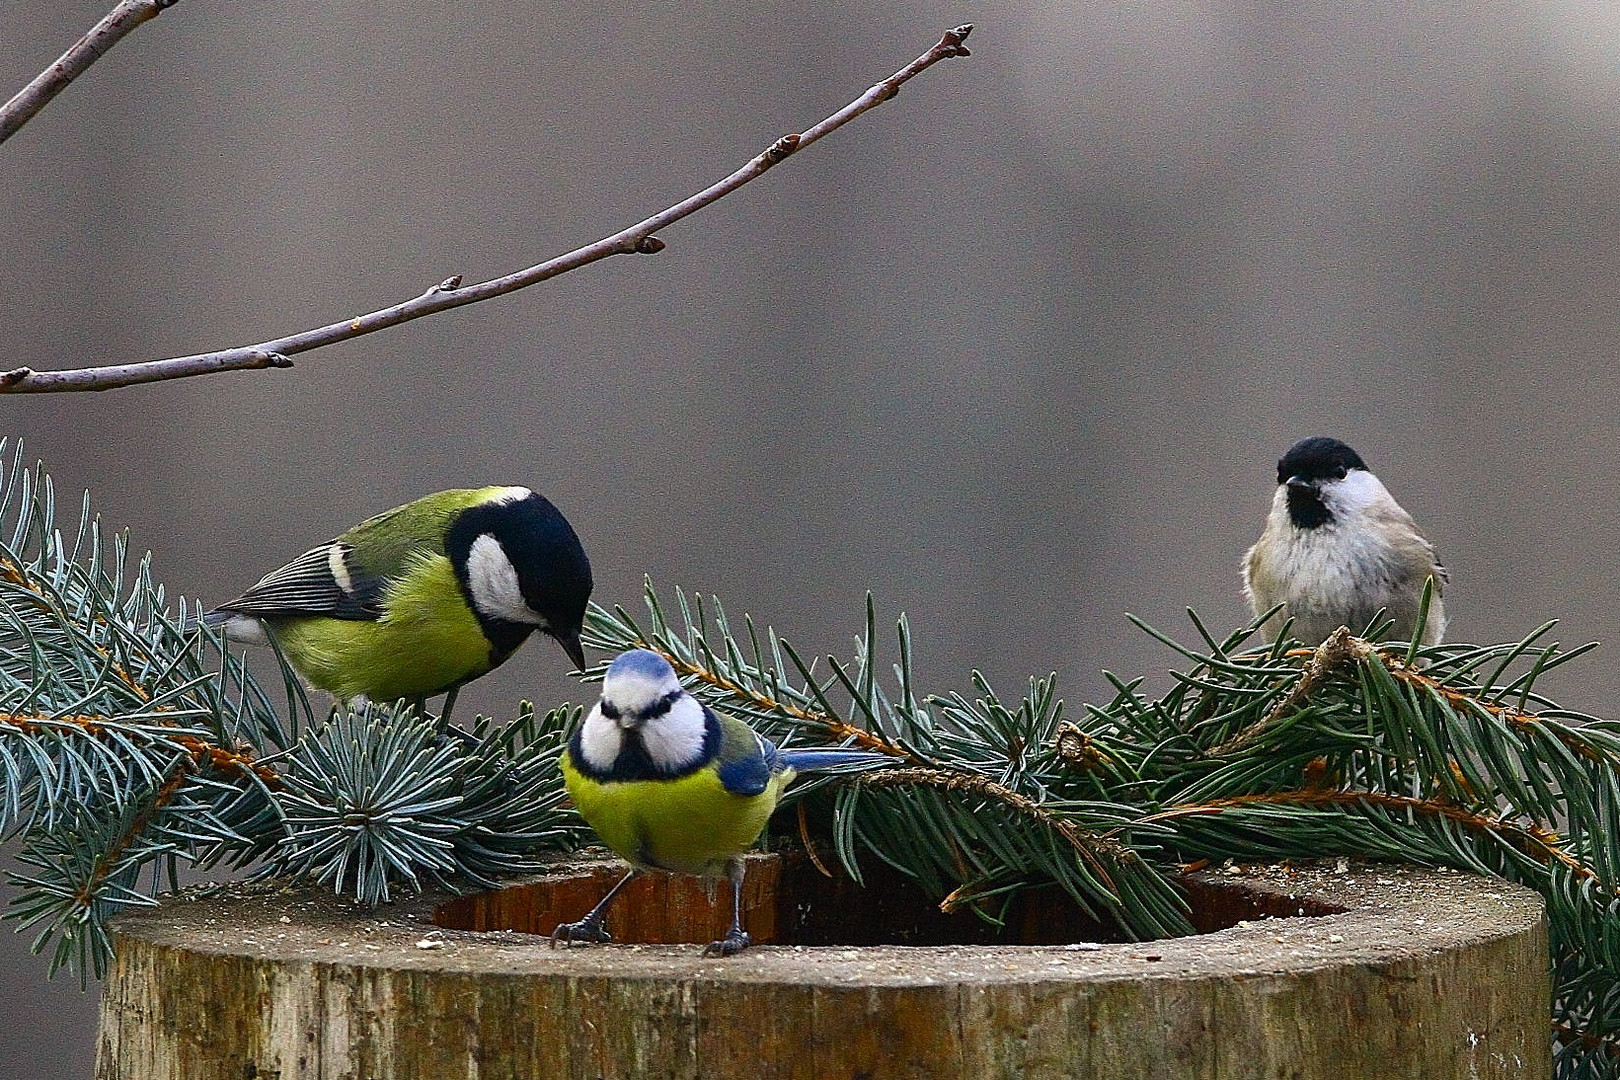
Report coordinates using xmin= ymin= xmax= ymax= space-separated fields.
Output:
xmin=1 ymin=24 xmax=974 ymax=393
xmin=0 ymin=0 xmax=177 ymax=146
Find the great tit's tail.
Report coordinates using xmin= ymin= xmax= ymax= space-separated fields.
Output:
xmin=775 ymin=748 xmax=894 ymax=773
xmin=186 ymin=609 xmax=270 ymax=645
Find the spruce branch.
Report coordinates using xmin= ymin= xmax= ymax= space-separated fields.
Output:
xmin=0 ymin=24 xmax=975 ymax=393
xmin=0 ymin=0 xmax=178 ymax=146
xmin=583 ymin=580 xmax=1196 ymax=940
xmin=15 ymin=449 xmax=1620 ymax=1077
xmin=0 ymin=446 xmax=595 ymax=976
xmin=1205 ymin=626 xmax=1370 ymax=756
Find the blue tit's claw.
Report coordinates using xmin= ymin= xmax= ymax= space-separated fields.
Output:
xmin=549 ymin=916 xmax=613 ymax=948
xmin=701 ymin=928 xmax=752 ymax=957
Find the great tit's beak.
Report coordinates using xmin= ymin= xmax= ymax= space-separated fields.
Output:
xmin=556 ymin=629 xmax=587 ymax=672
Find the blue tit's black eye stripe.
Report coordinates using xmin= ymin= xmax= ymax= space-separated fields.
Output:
xmin=599 ymin=701 xmax=621 ymax=721
xmin=637 ymin=689 xmax=686 ymax=722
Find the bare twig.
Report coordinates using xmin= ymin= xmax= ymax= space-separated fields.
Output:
xmin=0 ymin=0 xmax=178 ymax=146
xmin=2 ymin=23 xmax=975 ymax=393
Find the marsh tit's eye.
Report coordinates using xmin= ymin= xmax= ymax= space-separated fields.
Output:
xmin=1332 ymin=466 xmax=1348 ymax=480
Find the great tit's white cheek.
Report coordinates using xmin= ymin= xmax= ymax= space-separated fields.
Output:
xmin=465 ymin=534 xmax=542 ymax=625
xmin=639 ymin=696 xmax=709 ymax=772
xmin=578 ymin=705 xmax=623 ymax=771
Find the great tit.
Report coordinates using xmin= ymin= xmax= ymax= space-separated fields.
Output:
xmin=205 ymin=486 xmax=592 ymax=708
xmin=553 ymin=648 xmax=889 ymax=956
xmin=1244 ymin=437 xmax=1446 ymax=648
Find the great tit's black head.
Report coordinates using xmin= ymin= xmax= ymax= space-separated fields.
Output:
xmin=448 ymin=489 xmax=593 ymax=669
xmin=1276 ymin=437 xmax=1367 ymax=487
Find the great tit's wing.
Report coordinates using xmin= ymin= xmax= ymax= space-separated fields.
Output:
xmin=213 ymin=541 xmax=387 ymax=621
xmin=214 ymin=497 xmax=465 ymax=622
xmin=710 ymin=708 xmax=779 ymax=797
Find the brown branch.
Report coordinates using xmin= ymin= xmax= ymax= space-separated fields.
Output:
xmin=74 ymin=761 xmax=187 ymax=908
xmin=1145 ymin=788 xmax=1592 ymax=882
xmin=857 ymin=766 xmax=1131 ymax=901
xmin=1370 ymin=647 xmax=1608 ymax=764
xmin=0 ymin=0 xmax=178 ymax=146
xmin=1206 ymin=627 xmax=1372 ymax=757
xmin=1206 ymin=629 xmax=1611 ymax=771
xmin=0 ymin=710 xmax=278 ymax=786
xmin=2 ymin=24 xmax=975 ymax=393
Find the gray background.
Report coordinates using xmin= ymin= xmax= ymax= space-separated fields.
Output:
xmin=6 ymin=1 xmax=1620 ymax=1074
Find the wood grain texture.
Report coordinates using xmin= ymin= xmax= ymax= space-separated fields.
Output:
xmin=95 ymin=858 xmax=1550 ymax=1080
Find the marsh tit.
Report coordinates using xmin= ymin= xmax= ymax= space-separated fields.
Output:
xmin=1243 ymin=437 xmax=1445 ymax=648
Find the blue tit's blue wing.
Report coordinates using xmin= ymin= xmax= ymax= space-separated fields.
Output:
xmin=710 ymin=708 xmax=780 ymax=797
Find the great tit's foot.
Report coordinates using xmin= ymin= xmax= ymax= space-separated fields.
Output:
xmin=701 ymin=928 xmax=752 ymax=957
xmin=550 ymin=915 xmax=613 ymax=948
xmin=430 ymin=725 xmax=481 ymax=752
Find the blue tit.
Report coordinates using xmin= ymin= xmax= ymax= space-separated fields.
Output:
xmin=205 ymin=486 xmax=592 ymax=711
xmin=1245 ymin=437 xmax=1446 ymax=648
xmin=554 ymin=648 xmax=890 ymax=956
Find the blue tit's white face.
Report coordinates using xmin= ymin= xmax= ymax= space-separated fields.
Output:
xmin=462 ymin=488 xmax=551 ymax=627
xmin=578 ymin=649 xmax=710 ymax=774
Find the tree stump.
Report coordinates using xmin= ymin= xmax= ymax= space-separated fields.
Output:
xmin=96 ymin=857 xmax=1549 ymax=1079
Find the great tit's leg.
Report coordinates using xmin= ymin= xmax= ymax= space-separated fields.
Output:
xmin=550 ymin=869 xmax=637 ymax=948
xmin=702 ymin=860 xmax=753 ymax=957
xmin=423 ymin=689 xmax=485 ymax=750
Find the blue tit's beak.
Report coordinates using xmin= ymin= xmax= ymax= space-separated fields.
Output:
xmin=556 ymin=629 xmax=587 ymax=672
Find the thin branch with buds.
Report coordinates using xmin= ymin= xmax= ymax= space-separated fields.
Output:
xmin=0 ymin=0 xmax=179 ymax=146
xmin=0 ymin=23 xmax=974 ymax=393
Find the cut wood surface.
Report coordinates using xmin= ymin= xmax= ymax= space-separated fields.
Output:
xmin=96 ymin=857 xmax=1550 ymax=1079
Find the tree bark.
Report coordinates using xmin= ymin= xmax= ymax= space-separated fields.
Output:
xmin=95 ymin=857 xmax=1549 ymax=1079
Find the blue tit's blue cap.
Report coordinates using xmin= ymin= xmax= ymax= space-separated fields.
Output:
xmin=606 ymin=648 xmax=676 ymax=681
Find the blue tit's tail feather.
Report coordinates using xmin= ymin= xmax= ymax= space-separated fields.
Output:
xmin=776 ymin=748 xmax=894 ymax=773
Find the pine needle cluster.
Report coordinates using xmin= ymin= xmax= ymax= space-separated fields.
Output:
xmin=4 ymin=445 xmax=1620 ymax=1076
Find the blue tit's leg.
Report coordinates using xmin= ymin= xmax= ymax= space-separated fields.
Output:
xmin=550 ymin=868 xmax=637 ymax=948
xmin=701 ymin=860 xmax=753 ymax=957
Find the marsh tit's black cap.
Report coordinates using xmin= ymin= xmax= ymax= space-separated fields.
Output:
xmin=1276 ymin=437 xmax=1368 ymax=489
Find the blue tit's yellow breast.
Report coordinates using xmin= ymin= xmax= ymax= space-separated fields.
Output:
xmin=561 ymin=750 xmax=784 ymax=878
xmin=271 ymin=553 xmax=496 ymax=702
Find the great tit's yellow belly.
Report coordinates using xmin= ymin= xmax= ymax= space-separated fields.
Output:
xmin=561 ymin=752 xmax=783 ymax=878
xmin=270 ymin=555 xmax=497 ymax=702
